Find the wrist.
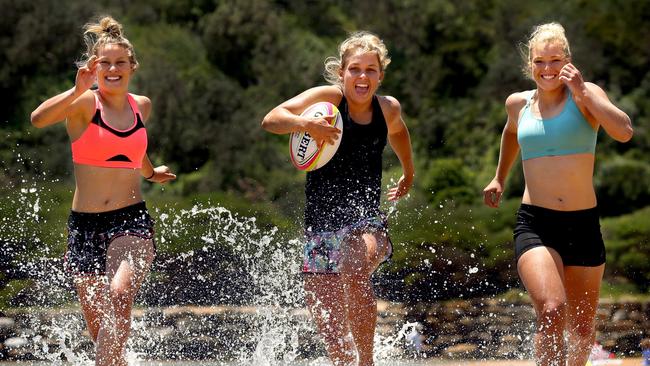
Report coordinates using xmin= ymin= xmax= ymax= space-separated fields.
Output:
xmin=144 ymin=170 xmax=155 ymax=180
xmin=403 ymin=170 xmax=415 ymax=182
xmin=71 ymin=87 xmax=85 ymax=100
xmin=297 ymin=116 xmax=311 ymax=133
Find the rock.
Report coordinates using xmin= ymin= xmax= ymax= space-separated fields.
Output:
xmin=444 ymin=342 xmax=478 ymax=358
xmin=612 ymin=309 xmax=628 ymax=321
xmin=0 ymin=317 xmax=15 ymax=329
xmin=4 ymin=337 xmax=28 ymax=348
xmin=495 ymin=342 xmax=519 ymax=358
xmin=0 ymin=317 xmax=15 ymax=339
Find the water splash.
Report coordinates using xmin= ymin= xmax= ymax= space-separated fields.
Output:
xmin=0 ymin=153 xmax=540 ymax=365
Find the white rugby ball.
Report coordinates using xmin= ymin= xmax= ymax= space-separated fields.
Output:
xmin=290 ymin=102 xmax=343 ymax=171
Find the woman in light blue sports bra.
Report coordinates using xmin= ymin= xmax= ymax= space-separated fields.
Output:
xmin=482 ymin=23 xmax=632 ymax=366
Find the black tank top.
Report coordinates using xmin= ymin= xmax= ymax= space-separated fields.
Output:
xmin=304 ymin=95 xmax=388 ymax=233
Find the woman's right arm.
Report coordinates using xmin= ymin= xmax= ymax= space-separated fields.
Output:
xmin=30 ymin=56 xmax=98 ymax=128
xmin=483 ymin=93 xmax=525 ymax=208
xmin=261 ymin=85 xmax=342 ymax=146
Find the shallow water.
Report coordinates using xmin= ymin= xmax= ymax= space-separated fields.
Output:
xmin=2 ymin=177 xmax=450 ymax=364
xmin=0 ymin=359 xmax=642 ymax=366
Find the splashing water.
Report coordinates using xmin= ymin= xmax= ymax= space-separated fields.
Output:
xmin=0 ymin=153 xmax=540 ymax=365
xmin=0 ymin=180 xmax=435 ymax=365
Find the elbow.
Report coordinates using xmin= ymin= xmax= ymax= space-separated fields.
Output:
xmin=260 ymin=118 xmax=270 ymax=131
xmin=30 ymin=111 xmax=45 ymax=128
xmin=618 ymin=117 xmax=634 ymax=143
xmin=620 ymin=126 xmax=634 ymax=143
xmin=261 ymin=113 xmax=273 ymax=132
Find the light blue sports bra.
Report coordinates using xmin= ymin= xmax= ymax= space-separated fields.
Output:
xmin=517 ymin=89 xmax=597 ymax=161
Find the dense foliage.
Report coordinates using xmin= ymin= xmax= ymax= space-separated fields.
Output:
xmin=1 ymin=0 xmax=649 ymax=304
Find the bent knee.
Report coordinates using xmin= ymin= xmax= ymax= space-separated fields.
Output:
xmin=537 ymin=300 xmax=567 ymax=323
xmin=569 ymin=319 xmax=596 ymax=338
xmin=109 ymin=285 xmax=135 ymax=309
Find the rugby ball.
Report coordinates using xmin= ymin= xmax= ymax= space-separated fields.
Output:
xmin=290 ymin=102 xmax=343 ymax=171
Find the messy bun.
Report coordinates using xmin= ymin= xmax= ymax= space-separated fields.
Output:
xmin=76 ymin=16 xmax=138 ymax=71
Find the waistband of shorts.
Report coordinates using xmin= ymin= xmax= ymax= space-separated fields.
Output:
xmin=70 ymin=201 xmax=149 ymax=222
xmin=519 ymin=203 xmax=599 ymax=217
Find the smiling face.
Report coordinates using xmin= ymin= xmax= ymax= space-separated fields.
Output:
xmin=340 ymin=50 xmax=384 ymax=105
xmin=530 ymin=41 xmax=569 ymax=91
xmin=95 ymin=43 xmax=134 ymax=93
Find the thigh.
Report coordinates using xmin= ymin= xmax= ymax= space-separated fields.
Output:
xmin=563 ymin=212 xmax=606 ymax=266
xmin=105 ymin=235 xmax=155 ymax=294
xmin=564 ymin=264 xmax=604 ymax=326
xmin=339 ymin=228 xmax=391 ymax=278
xmin=360 ymin=229 xmax=391 ymax=273
xmin=517 ymin=246 xmax=566 ymax=314
xmin=304 ymin=274 xmax=347 ymax=330
xmin=339 ymin=232 xmax=371 ymax=279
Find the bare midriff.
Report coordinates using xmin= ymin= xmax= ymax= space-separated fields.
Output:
xmin=522 ymin=153 xmax=596 ymax=211
xmin=72 ymin=164 xmax=143 ymax=213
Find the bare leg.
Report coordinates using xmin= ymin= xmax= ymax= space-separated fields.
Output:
xmin=565 ymin=264 xmax=604 ymax=366
xmin=339 ymin=230 xmax=391 ymax=366
xmin=304 ymin=274 xmax=356 ymax=366
xmin=517 ymin=246 xmax=567 ymax=366
xmin=95 ymin=235 xmax=154 ymax=366
xmin=76 ymin=277 xmax=108 ymax=342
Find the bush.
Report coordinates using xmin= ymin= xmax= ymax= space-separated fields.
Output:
xmin=601 ymin=206 xmax=650 ymax=292
xmin=379 ymin=198 xmax=521 ymax=303
xmin=417 ymin=158 xmax=478 ymax=206
xmin=595 ymin=157 xmax=650 ymax=216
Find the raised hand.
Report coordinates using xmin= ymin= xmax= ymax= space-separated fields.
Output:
xmin=558 ymin=63 xmax=585 ymax=95
xmin=74 ymin=55 xmax=99 ymax=95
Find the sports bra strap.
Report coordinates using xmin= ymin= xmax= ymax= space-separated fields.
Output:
xmin=126 ymin=93 xmax=142 ymax=117
xmin=92 ymin=92 xmax=141 ymax=117
xmin=524 ymin=90 xmax=536 ymax=107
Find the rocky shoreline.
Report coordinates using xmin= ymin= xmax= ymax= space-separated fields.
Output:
xmin=1 ymin=298 xmax=648 ymax=362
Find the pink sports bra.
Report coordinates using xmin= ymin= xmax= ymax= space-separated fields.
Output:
xmin=71 ymin=92 xmax=147 ymax=169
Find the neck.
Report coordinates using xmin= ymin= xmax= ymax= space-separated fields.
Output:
xmin=536 ymin=86 xmax=567 ymax=106
xmin=98 ymin=90 xmax=129 ymax=110
xmin=346 ymin=95 xmax=373 ymax=113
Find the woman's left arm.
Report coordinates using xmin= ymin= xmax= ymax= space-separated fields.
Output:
xmin=560 ymin=63 xmax=633 ymax=142
xmin=137 ymin=95 xmax=176 ymax=184
xmin=141 ymin=154 xmax=176 ymax=183
xmin=382 ymin=96 xmax=415 ymax=201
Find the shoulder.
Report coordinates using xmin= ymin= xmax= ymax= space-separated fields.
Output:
xmin=505 ymin=91 xmax=530 ymax=110
xmin=505 ymin=90 xmax=530 ymax=116
xmin=376 ymin=95 xmax=401 ymax=122
xmin=130 ymin=93 xmax=152 ymax=122
xmin=303 ymin=85 xmax=344 ymax=105
xmin=278 ymin=85 xmax=343 ymax=114
xmin=68 ymin=90 xmax=97 ymax=123
xmin=583 ymin=81 xmax=608 ymax=98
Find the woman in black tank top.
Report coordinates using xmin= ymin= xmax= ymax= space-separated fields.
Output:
xmin=262 ymin=32 xmax=414 ymax=366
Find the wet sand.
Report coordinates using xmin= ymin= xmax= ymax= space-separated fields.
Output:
xmin=0 ymin=359 xmax=643 ymax=365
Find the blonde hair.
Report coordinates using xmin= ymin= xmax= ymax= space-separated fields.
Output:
xmin=521 ymin=22 xmax=571 ymax=79
xmin=77 ymin=16 xmax=138 ymax=70
xmin=323 ymin=31 xmax=391 ymax=86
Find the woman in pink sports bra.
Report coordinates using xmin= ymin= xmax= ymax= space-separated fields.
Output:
xmin=30 ymin=16 xmax=175 ymax=366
